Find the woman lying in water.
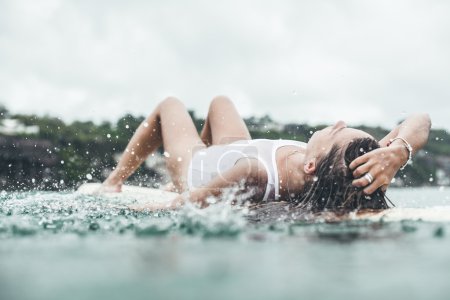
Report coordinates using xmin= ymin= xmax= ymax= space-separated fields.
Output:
xmin=100 ymin=96 xmax=431 ymax=213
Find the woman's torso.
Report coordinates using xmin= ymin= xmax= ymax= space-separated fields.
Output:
xmin=187 ymin=139 xmax=307 ymax=202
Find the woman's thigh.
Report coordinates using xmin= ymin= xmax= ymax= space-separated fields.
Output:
xmin=201 ymin=96 xmax=251 ymax=145
xmin=158 ymin=97 xmax=205 ymax=189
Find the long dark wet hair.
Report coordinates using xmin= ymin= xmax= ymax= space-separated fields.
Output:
xmin=292 ymin=137 xmax=390 ymax=212
xmin=247 ymin=138 xmax=392 ymax=224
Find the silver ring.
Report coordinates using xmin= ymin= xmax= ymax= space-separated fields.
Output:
xmin=364 ymin=173 xmax=374 ymax=184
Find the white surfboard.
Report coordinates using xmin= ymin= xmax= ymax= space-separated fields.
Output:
xmin=77 ymin=183 xmax=178 ymax=204
xmin=355 ymin=206 xmax=450 ymax=222
xmin=77 ymin=183 xmax=450 ymax=222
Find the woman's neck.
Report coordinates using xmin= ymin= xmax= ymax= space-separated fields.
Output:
xmin=276 ymin=147 xmax=307 ymax=199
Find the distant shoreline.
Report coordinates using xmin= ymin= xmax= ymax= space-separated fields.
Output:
xmin=1 ymin=106 xmax=449 ymax=190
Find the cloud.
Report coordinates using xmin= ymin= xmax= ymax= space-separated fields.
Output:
xmin=0 ymin=0 xmax=449 ymax=130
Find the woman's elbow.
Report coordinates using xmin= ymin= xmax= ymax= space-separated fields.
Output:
xmin=424 ymin=113 xmax=432 ymax=130
xmin=418 ymin=113 xmax=432 ymax=133
xmin=420 ymin=113 xmax=432 ymax=141
xmin=410 ymin=113 xmax=431 ymax=130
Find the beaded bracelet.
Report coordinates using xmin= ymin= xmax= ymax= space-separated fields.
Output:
xmin=387 ymin=137 xmax=413 ymax=170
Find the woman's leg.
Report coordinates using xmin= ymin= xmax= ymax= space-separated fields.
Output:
xmin=103 ymin=97 xmax=205 ymax=192
xmin=200 ymin=96 xmax=251 ymax=145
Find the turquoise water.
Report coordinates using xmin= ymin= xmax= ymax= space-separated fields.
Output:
xmin=1 ymin=188 xmax=450 ymax=300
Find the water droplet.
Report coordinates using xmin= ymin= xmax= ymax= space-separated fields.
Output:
xmin=86 ymin=174 xmax=93 ymax=180
xmin=107 ymin=134 xmax=111 ymax=138
xmin=125 ymin=124 xmax=129 ymax=129
xmin=429 ymin=177 xmax=434 ymax=182
xmin=143 ymin=122 xmax=149 ymax=128
xmin=163 ymin=151 xmax=170 ymax=158
xmin=177 ymin=157 xmax=182 ymax=162
xmin=60 ymin=160 xmax=64 ymax=164
xmin=206 ymin=197 xmax=217 ymax=204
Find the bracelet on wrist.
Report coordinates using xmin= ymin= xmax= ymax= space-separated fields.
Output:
xmin=387 ymin=137 xmax=413 ymax=170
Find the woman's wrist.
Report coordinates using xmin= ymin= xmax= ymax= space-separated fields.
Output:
xmin=389 ymin=139 xmax=412 ymax=170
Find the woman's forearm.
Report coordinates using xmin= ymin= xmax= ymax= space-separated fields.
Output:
xmin=394 ymin=113 xmax=431 ymax=155
xmin=380 ymin=113 xmax=431 ymax=156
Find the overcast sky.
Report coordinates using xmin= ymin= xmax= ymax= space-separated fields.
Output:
xmin=0 ymin=0 xmax=449 ymax=130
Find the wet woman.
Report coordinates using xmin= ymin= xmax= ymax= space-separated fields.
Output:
xmin=100 ymin=96 xmax=431 ymax=212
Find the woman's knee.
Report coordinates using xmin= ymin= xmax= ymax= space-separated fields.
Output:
xmin=158 ymin=96 xmax=184 ymax=111
xmin=209 ymin=95 xmax=234 ymax=112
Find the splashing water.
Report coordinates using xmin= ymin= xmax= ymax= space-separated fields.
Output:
xmin=0 ymin=186 xmax=254 ymax=238
xmin=1 ymin=188 xmax=450 ymax=300
xmin=1 ymin=187 xmax=450 ymax=239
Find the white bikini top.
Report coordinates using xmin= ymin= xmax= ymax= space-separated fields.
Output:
xmin=244 ymin=139 xmax=306 ymax=201
xmin=187 ymin=139 xmax=307 ymax=202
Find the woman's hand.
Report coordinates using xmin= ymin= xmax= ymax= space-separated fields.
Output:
xmin=349 ymin=145 xmax=408 ymax=194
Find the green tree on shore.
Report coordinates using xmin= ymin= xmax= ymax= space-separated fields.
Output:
xmin=0 ymin=104 xmax=448 ymax=190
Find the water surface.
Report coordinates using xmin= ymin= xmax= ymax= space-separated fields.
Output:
xmin=1 ymin=187 xmax=449 ymax=300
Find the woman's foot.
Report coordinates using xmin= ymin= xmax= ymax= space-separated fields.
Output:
xmin=97 ymin=183 xmax=122 ymax=193
xmin=95 ymin=177 xmax=123 ymax=194
xmin=162 ymin=182 xmax=177 ymax=192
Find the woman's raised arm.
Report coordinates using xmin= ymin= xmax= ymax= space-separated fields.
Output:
xmin=378 ymin=113 xmax=431 ymax=150
xmin=350 ymin=113 xmax=431 ymax=194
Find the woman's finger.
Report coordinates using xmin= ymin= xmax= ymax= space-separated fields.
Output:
xmin=363 ymin=177 xmax=384 ymax=195
xmin=352 ymin=169 xmax=376 ymax=187
xmin=352 ymin=162 xmax=373 ymax=178
xmin=349 ymin=152 xmax=371 ymax=170
xmin=352 ymin=164 xmax=381 ymax=187
xmin=353 ymin=158 xmax=379 ymax=179
xmin=352 ymin=176 xmax=369 ymax=187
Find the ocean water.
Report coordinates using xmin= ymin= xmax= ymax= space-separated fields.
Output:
xmin=1 ymin=187 xmax=450 ymax=300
